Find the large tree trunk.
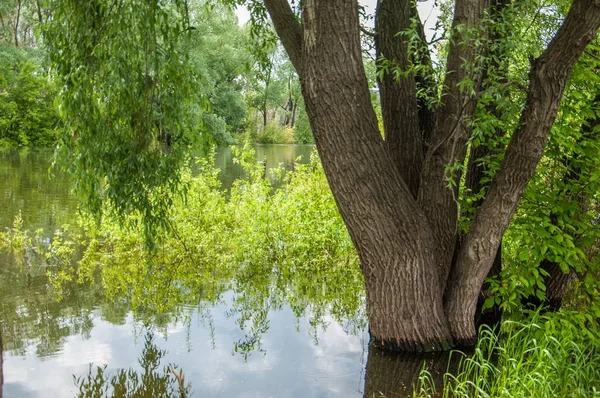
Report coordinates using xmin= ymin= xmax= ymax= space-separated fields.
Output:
xmin=298 ymin=0 xmax=452 ymax=352
xmin=264 ymin=0 xmax=600 ymax=351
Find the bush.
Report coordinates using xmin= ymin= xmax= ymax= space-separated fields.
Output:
xmin=0 ymin=55 xmax=60 ymax=147
xmin=293 ymin=110 xmax=314 ymax=144
xmin=255 ymin=121 xmax=295 ymax=144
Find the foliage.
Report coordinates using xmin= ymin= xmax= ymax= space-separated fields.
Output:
xmin=74 ymin=332 xmax=191 ymax=398
xmin=0 ymin=0 xmax=50 ymax=47
xmin=0 ymin=44 xmax=60 ymax=147
xmin=81 ymin=146 xmax=362 ymax=327
xmin=255 ymin=121 xmax=294 ymax=144
xmin=444 ymin=1 xmax=600 ymax=316
xmin=0 ymin=147 xmax=362 ymax=357
xmin=292 ymin=99 xmax=314 ymax=144
xmin=43 ymin=0 xmax=200 ymax=241
xmin=28 ymin=0 xmax=600 ymax=356
xmin=0 ymin=222 xmax=107 ymax=357
xmin=186 ymin=1 xmax=252 ymax=144
xmin=414 ymin=311 xmax=600 ymax=397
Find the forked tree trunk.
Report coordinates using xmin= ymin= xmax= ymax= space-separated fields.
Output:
xmin=445 ymin=0 xmax=600 ymax=344
xmin=264 ymin=0 xmax=600 ymax=351
xmin=298 ymin=0 xmax=452 ymax=351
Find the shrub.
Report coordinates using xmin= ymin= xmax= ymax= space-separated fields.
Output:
xmin=255 ymin=121 xmax=295 ymax=144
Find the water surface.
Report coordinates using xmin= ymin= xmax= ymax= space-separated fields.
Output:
xmin=0 ymin=146 xmax=450 ymax=398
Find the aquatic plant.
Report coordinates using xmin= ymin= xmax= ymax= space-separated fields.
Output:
xmin=414 ymin=311 xmax=600 ymax=397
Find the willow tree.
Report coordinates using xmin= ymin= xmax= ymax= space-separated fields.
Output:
xmin=257 ymin=0 xmax=600 ymax=351
xmin=44 ymin=0 xmax=600 ymax=352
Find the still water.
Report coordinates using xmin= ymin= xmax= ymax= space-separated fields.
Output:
xmin=0 ymin=146 xmax=449 ymax=398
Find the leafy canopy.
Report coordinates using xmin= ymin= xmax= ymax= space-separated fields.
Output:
xmin=44 ymin=0 xmax=199 ymax=240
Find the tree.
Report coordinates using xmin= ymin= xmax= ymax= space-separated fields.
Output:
xmin=43 ymin=0 xmax=600 ymax=352
xmin=260 ymin=0 xmax=600 ymax=351
xmin=186 ymin=1 xmax=252 ymax=144
xmin=0 ymin=56 xmax=59 ymax=146
xmin=0 ymin=0 xmax=50 ymax=47
xmin=0 ymin=0 xmax=58 ymax=147
xmin=245 ymin=43 xmax=286 ymax=128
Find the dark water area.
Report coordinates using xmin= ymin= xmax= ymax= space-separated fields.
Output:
xmin=0 ymin=146 xmax=456 ymax=398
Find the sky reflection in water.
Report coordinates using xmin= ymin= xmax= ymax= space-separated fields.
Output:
xmin=1 ymin=146 xmax=370 ymax=398
xmin=3 ymin=293 xmax=368 ymax=397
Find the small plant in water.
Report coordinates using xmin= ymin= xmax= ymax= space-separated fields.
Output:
xmin=413 ymin=311 xmax=600 ymax=397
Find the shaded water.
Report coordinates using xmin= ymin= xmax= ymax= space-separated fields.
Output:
xmin=0 ymin=146 xmax=455 ymax=398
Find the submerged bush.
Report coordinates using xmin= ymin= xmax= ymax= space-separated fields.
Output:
xmin=62 ymin=147 xmax=365 ymax=342
xmin=255 ymin=121 xmax=295 ymax=144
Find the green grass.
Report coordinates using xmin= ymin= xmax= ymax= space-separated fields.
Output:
xmin=414 ymin=311 xmax=600 ymax=397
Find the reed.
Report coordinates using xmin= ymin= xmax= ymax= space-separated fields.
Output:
xmin=414 ymin=311 xmax=600 ymax=398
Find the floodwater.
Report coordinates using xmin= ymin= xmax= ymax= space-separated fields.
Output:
xmin=0 ymin=146 xmax=452 ymax=398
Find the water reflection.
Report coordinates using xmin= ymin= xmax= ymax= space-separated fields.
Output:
xmin=364 ymin=346 xmax=463 ymax=397
xmin=74 ymin=332 xmax=190 ymax=398
xmin=0 ymin=147 xmax=457 ymax=397
xmin=0 ymin=149 xmax=78 ymax=236
xmin=213 ymin=145 xmax=314 ymax=190
xmin=3 ymin=302 xmax=369 ymax=397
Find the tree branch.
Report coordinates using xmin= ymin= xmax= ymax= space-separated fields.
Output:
xmin=446 ymin=0 xmax=600 ymax=343
xmin=376 ymin=0 xmax=422 ymax=198
xmin=360 ymin=26 xmax=376 ymax=37
xmin=418 ymin=0 xmax=490 ymax=288
xmin=263 ymin=0 xmax=303 ymax=72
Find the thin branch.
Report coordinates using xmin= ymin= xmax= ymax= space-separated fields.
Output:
xmin=360 ymin=26 xmax=376 ymax=37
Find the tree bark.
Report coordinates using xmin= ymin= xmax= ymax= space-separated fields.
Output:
xmin=36 ymin=0 xmax=44 ymax=24
xmin=290 ymin=100 xmax=297 ymax=127
xmin=375 ymin=0 xmax=422 ymax=198
xmin=418 ymin=0 xmax=489 ymax=289
xmin=465 ymin=0 xmax=512 ymax=329
xmin=14 ymin=0 xmax=22 ymax=47
xmin=446 ymin=0 xmax=600 ymax=345
xmin=540 ymin=260 xmax=576 ymax=311
xmin=299 ymin=0 xmax=452 ymax=351
xmin=262 ymin=68 xmax=271 ymax=127
xmin=265 ymin=0 xmax=600 ymax=351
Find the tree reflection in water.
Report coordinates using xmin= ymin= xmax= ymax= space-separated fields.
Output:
xmin=364 ymin=345 xmax=465 ymax=397
xmin=0 ymin=219 xmax=462 ymax=397
xmin=74 ymin=332 xmax=190 ymax=398
xmin=1 ymin=148 xmax=463 ymax=397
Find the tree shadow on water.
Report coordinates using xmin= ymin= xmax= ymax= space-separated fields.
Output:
xmin=73 ymin=332 xmax=190 ymax=398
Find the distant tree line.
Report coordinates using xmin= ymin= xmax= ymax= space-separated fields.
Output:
xmin=0 ymin=0 xmax=314 ymax=148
